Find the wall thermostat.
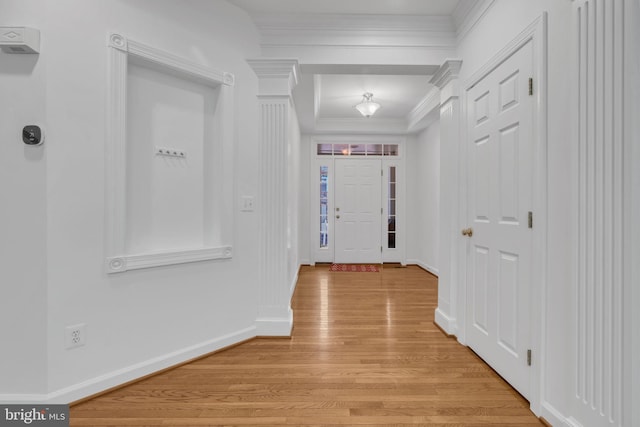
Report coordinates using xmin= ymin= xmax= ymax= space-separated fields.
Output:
xmin=23 ymin=125 xmax=44 ymax=145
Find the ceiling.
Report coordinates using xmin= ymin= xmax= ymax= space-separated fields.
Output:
xmin=228 ymin=0 xmax=461 ymax=16
xmin=317 ymin=74 xmax=431 ymax=120
xmin=229 ymin=0 xmax=462 ymax=133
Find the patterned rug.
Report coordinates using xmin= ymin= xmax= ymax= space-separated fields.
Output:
xmin=329 ymin=264 xmax=380 ymax=272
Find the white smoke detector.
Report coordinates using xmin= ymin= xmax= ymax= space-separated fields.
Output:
xmin=0 ymin=27 xmax=40 ymax=54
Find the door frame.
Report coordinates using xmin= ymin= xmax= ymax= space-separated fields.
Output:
xmin=458 ymin=14 xmax=548 ymax=416
xmin=309 ymin=136 xmax=406 ymax=265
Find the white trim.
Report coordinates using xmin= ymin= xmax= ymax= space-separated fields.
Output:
xmin=289 ymin=264 xmax=300 ymax=299
xmin=453 ymin=0 xmax=497 ymax=43
xmin=252 ymin=13 xmax=456 ymax=51
xmin=106 ymin=246 xmax=232 ymax=273
xmin=565 ymin=417 xmax=586 ymax=427
xmin=540 ymin=401 xmax=573 ymax=427
xmin=406 ymin=259 xmax=439 ymax=277
xmin=406 ymin=87 xmax=441 ymax=132
xmin=255 ymin=308 xmax=293 ymax=337
xmin=0 ymin=326 xmax=257 ymax=404
xmin=434 ymin=308 xmax=457 ymax=336
xmin=459 ymin=13 xmax=548 ymax=415
xmin=105 ymin=33 xmax=235 ymax=274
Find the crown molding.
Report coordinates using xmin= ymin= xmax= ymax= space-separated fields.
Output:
xmin=406 ymin=86 xmax=441 ymax=131
xmin=252 ymin=13 xmax=456 ymax=50
xmin=453 ymin=0 xmax=496 ymax=43
xmin=247 ymin=58 xmax=300 ymax=96
xmin=429 ymin=59 xmax=463 ymax=89
xmin=254 ymin=13 xmax=454 ymax=32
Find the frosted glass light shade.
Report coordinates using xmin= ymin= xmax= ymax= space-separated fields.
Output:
xmin=355 ymin=92 xmax=381 ymax=118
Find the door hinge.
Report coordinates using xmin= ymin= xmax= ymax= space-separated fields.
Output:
xmin=381 ymin=169 xmax=383 ymax=176
xmin=528 ymin=78 xmax=533 ymax=96
xmin=381 ymin=207 xmax=383 ymax=214
xmin=381 ymin=246 xmax=383 ymax=253
xmin=528 ymin=211 xmax=533 ymax=229
xmin=527 ymin=349 xmax=532 ymax=366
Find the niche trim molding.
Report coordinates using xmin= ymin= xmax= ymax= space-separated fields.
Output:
xmin=106 ymin=33 xmax=235 ymax=274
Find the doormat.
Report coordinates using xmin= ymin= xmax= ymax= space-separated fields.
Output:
xmin=329 ymin=264 xmax=380 ymax=272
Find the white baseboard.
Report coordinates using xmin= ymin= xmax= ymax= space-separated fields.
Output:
xmin=290 ymin=266 xmax=300 ymax=299
xmin=256 ymin=307 xmax=293 ymax=337
xmin=406 ymin=259 xmax=439 ymax=277
xmin=0 ymin=393 xmax=49 ymax=404
xmin=434 ymin=307 xmax=457 ymax=336
xmin=0 ymin=326 xmax=257 ymax=404
xmin=540 ymin=401 xmax=573 ymax=426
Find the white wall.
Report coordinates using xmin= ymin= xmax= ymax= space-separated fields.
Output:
xmin=288 ymin=104 xmax=301 ymax=294
xmin=1 ymin=0 xmax=267 ymax=402
xmin=455 ymin=1 xmax=576 ymax=424
xmin=0 ymin=0 xmax=48 ymax=396
xmin=298 ymin=135 xmax=312 ymax=265
xmin=626 ymin=2 xmax=640 ymax=425
xmin=405 ymin=124 xmax=440 ymax=275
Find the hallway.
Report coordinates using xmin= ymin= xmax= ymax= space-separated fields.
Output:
xmin=70 ymin=266 xmax=543 ymax=426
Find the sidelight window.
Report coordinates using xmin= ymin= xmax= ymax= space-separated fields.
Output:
xmin=388 ymin=166 xmax=397 ymax=249
xmin=320 ymin=166 xmax=329 ymax=248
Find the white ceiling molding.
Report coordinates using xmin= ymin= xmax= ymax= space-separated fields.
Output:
xmin=429 ymin=59 xmax=463 ymax=89
xmin=453 ymin=0 xmax=496 ymax=43
xmin=406 ymin=87 xmax=442 ymax=132
xmin=253 ymin=13 xmax=456 ymax=50
xmin=300 ymin=64 xmax=441 ymax=76
xmin=313 ymin=74 xmax=322 ymax=121
xmin=314 ymin=117 xmax=409 ymax=135
xmin=246 ymin=58 xmax=300 ymax=96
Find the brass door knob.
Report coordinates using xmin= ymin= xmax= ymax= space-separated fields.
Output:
xmin=461 ymin=227 xmax=473 ymax=237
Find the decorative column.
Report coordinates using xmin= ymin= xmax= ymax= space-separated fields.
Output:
xmin=572 ymin=1 xmax=626 ymax=425
xmin=248 ymin=59 xmax=300 ymax=336
xmin=429 ymin=59 xmax=463 ymax=337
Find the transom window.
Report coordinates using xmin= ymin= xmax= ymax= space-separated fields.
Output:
xmin=317 ymin=143 xmax=399 ymax=157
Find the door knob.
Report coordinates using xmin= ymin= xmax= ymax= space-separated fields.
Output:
xmin=336 ymin=215 xmax=340 ymax=219
xmin=461 ymin=227 xmax=473 ymax=237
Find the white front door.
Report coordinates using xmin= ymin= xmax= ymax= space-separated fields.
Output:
xmin=334 ymin=158 xmax=382 ymax=264
xmin=465 ymin=40 xmax=534 ymax=399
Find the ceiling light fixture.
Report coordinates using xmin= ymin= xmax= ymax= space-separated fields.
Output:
xmin=355 ymin=92 xmax=381 ymax=118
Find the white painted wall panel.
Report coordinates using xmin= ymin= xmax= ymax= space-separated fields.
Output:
xmin=0 ymin=0 xmax=48 ymax=396
xmin=405 ymin=125 xmax=439 ymax=275
xmin=573 ymin=1 xmax=625 ymax=425
xmin=32 ymin=0 xmax=264 ymax=401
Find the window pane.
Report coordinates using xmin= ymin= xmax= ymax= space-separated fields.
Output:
xmin=320 ymin=166 xmax=329 ymax=248
xmin=384 ymin=144 xmax=399 ymax=156
xmin=350 ymin=144 xmax=366 ymax=156
xmin=334 ymin=144 xmax=349 ymax=156
xmin=388 ymin=232 xmax=396 ymax=249
xmin=367 ymin=144 xmax=383 ymax=156
xmin=387 ymin=166 xmax=397 ymax=249
xmin=317 ymin=144 xmax=333 ymax=155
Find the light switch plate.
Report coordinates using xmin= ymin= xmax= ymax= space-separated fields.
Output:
xmin=241 ymin=196 xmax=254 ymax=212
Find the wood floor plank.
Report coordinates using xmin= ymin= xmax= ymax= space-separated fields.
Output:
xmin=70 ymin=265 xmax=542 ymax=426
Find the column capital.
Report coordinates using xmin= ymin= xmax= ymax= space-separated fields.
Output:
xmin=247 ymin=58 xmax=300 ymax=97
xmin=429 ymin=59 xmax=463 ymax=89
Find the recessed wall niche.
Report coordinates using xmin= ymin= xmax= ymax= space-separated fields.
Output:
xmin=106 ymin=33 xmax=234 ymax=273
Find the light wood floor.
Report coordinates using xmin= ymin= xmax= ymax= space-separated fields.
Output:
xmin=70 ymin=265 xmax=543 ymax=426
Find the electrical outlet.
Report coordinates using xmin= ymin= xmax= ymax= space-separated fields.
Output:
xmin=241 ymin=196 xmax=255 ymax=212
xmin=65 ymin=324 xmax=86 ymax=349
